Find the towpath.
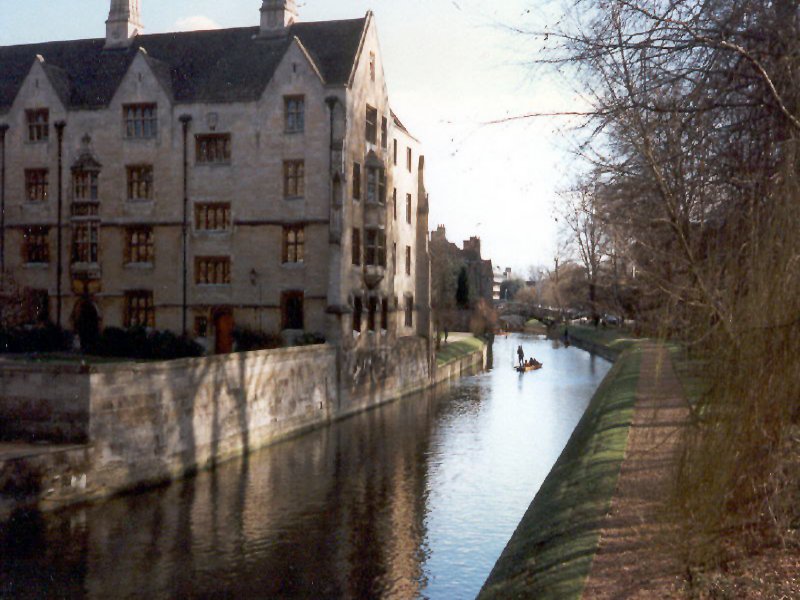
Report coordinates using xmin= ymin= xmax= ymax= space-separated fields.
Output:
xmin=581 ymin=343 xmax=689 ymax=597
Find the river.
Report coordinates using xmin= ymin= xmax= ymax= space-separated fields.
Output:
xmin=0 ymin=334 xmax=610 ymax=599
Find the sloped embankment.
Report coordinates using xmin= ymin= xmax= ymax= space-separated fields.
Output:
xmin=478 ymin=347 xmax=642 ymax=599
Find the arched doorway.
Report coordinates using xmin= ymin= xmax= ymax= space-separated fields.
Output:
xmin=213 ymin=308 xmax=234 ymax=354
xmin=73 ymin=298 xmax=100 ymax=353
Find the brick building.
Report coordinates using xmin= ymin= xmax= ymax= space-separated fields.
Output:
xmin=0 ymin=0 xmax=431 ymax=353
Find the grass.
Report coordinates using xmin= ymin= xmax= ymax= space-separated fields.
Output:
xmin=478 ymin=348 xmax=642 ymax=600
xmin=566 ymin=324 xmax=640 ymax=354
xmin=524 ymin=319 xmax=549 ymax=335
xmin=435 ymin=335 xmax=485 ymax=367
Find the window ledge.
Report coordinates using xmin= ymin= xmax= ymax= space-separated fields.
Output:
xmin=23 ymin=262 xmax=50 ymax=269
xmin=123 ymin=136 xmax=158 ymax=143
xmin=127 ymin=198 xmax=155 ymax=204
xmin=124 ymin=262 xmax=155 ymax=270
xmin=281 ymin=262 xmax=305 ymax=269
xmin=196 ymin=283 xmax=232 ymax=288
xmin=284 ymin=129 xmax=305 ymax=135
xmin=284 ymin=196 xmax=305 ymax=201
xmin=194 ymin=230 xmax=233 ymax=237
xmin=194 ymin=162 xmax=232 ymax=168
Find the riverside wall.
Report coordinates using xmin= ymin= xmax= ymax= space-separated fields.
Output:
xmin=0 ymin=336 xmax=486 ymax=516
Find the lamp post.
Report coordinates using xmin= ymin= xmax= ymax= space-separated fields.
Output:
xmin=179 ymin=114 xmax=192 ymax=336
xmin=55 ymin=121 xmax=66 ymax=328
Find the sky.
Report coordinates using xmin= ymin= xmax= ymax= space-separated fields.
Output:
xmin=0 ymin=0 xmax=581 ymax=277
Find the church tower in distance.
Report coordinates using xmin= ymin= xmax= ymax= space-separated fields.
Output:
xmin=105 ymin=0 xmax=142 ymax=49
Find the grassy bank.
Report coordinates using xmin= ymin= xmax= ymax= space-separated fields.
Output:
xmin=565 ymin=324 xmax=639 ymax=355
xmin=478 ymin=347 xmax=642 ymax=600
xmin=435 ymin=335 xmax=485 ymax=367
xmin=524 ymin=319 xmax=549 ymax=335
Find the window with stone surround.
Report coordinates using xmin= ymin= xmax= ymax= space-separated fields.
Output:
xmin=73 ymin=170 xmax=98 ymax=201
xmin=392 ymin=188 xmax=397 ymax=220
xmin=393 ymin=139 xmax=398 ymax=165
xmin=381 ymin=116 xmax=388 ymax=149
xmin=195 ymin=256 xmax=231 ymax=285
xmin=281 ymin=290 xmax=304 ymax=330
xmin=125 ymin=227 xmax=154 ymax=265
xmin=405 ymin=245 xmax=411 ymax=276
xmin=26 ymin=109 xmax=49 ymax=142
xmin=392 ymin=242 xmax=397 ymax=275
xmin=407 ymin=147 xmax=412 ymax=172
xmin=125 ymin=290 xmax=155 ymax=328
xmin=196 ymin=134 xmax=231 ymax=164
xmin=285 ymin=96 xmax=305 ymax=133
xmin=406 ymin=193 xmax=412 ymax=224
xmin=366 ymin=167 xmax=386 ymax=204
xmin=405 ymin=294 xmax=414 ymax=327
xmin=126 ymin=165 xmax=153 ymax=201
xmin=368 ymin=296 xmax=378 ymax=331
xmin=195 ymin=203 xmax=231 ymax=232
xmin=352 ymin=228 xmax=361 ymax=266
xmin=366 ymin=105 xmax=378 ymax=145
xmin=282 ymin=225 xmax=305 ymax=263
xmin=22 ymin=226 xmax=49 ymax=264
xmin=123 ymin=104 xmax=157 ymax=139
xmin=365 ymin=229 xmax=386 ymax=267
xmin=381 ymin=298 xmax=389 ymax=331
xmin=71 ymin=222 xmax=99 ymax=264
xmin=25 ymin=169 xmax=48 ymax=202
xmin=283 ymin=160 xmax=305 ymax=198
xmin=352 ymin=163 xmax=361 ymax=200
xmin=26 ymin=289 xmax=49 ymax=324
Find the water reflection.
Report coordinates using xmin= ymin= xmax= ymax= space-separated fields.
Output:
xmin=0 ymin=335 xmax=610 ymax=599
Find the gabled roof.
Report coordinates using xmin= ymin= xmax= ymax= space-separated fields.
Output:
xmin=0 ymin=17 xmax=367 ymax=114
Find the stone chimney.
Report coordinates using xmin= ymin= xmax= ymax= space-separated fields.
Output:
xmin=260 ymin=0 xmax=298 ymax=35
xmin=105 ymin=0 xmax=142 ymax=49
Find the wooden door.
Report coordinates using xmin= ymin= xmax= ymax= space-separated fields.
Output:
xmin=214 ymin=310 xmax=234 ymax=354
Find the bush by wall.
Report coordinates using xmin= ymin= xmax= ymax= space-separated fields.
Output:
xmin=0 ymin=324 xmax=73 ymax=354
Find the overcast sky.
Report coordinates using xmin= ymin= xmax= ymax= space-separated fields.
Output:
xmin=0 ymin=0 xmax=579 ymax=277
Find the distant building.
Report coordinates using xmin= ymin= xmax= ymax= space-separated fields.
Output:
xmin=429 ymin=225 xmax=493 ymax=318
xmin=493 ymin=266 xmax=513 ymax=302
xmin=0 ymin=0 xmax=431 ymax=353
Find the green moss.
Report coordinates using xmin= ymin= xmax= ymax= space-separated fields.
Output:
xmin=478 ymin=348 xmax=642 ymax=600
xmin=435 ymin=336 xmax=485 ymax=367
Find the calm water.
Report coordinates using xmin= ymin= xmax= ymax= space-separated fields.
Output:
xmin=0 ymin=334 xmax=610 ymax=599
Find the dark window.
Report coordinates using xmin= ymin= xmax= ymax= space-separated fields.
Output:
xmin=393 ymin=139 xmax=398 ymax=165
xmin=22 ymin=226 xmax=49 ymax=263
xmin=125 ymin=227 xmax=154 ymax=264
xmin=126 ymin=165 xmax=153 ymax=201
xmin=353 ymin=297 xmax=362 ymax=332
xmin=196 ymin=134 xmax=231 ymax=164
xmin=284 ymin=160 xmax=305 ymax=198
xmin=195 ymin=203 xmax=231 ymax=231
xmin=405 ymin=295 xmax=414 ymax=327
xmin=366 ymin=106 xmax=378 ymax=144
xmin=26 ymin=109 xmax=49 ymax=142
xmin=71 ymin=222 xmax=99 ymax=264
xmin=381 ymin=116 xmax=388 ymax=149
xmin=368 ymin=296 xmax=378 ymax=332
xmin=352 ymin=228 xmax=361 ymax=266
xmin=195 ymin=256 xmax=231 ymax=285
xmin=405 ymin=245 xmax=411 ymax=275
xmin=27 ymin=289 xmax=49 ymax=323
xmin=392 ymin=243 xmax=397 ymax=275
xmin=381 ymin=298 xmax=389 ymax=331
xmin=352 ymin=163 xmax=361 ymax=200
xmin=123 ymin=104 xmax=157 ymax=139
xmin=407 ymin=147 xmax=412 ymax=172
xmin=281 ymin=291 xmax=304 ymax=330
xmin=406 ymin=193 xmax=412 ymax=224
xmin=366 ymin=167 xmax=386 ymax=203
xmin=393 ymin=188 xmax=397 ymax=220
xmin=195 ymin=316 xmax=209 ymax=337
xmin=283 ymin=225 xmax=305 ymax=263
xmin=73 ymin=170 xmax=98 ymax=201
xmin=285 ymin=96 xmax=305 ymax=133
xmin=365 ymin=229 xmax=386 ymax=267
xmin=25 ymin=169 xmax=48 ymax=202
xmin=125 ymin=290 xmax=155 ymax=328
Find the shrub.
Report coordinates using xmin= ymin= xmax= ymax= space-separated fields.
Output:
xmin=232 ymin=328 xmax=283 ymax=352
xmin=93 ymin=327 xmax=203 ymax=360
xmin=0 ymin=324 xmax=73 ymax=354
xmin=292 ymin=332 xmax=326 ymax=346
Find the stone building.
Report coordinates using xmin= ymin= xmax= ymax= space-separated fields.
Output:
xmin=0 ymin=0 xmax=431 ymax=353
xmin=429 ymin=225 xmax=493 ymax=327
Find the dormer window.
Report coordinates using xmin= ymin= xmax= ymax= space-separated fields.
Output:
xmin=123 ymin=104 xmax=157 ymax=138
xmin=26 ymin=109 xmax=49 ymax=142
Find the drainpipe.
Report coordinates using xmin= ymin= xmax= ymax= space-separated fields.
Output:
xmin=179 ymin=114 xmax=192 ymax=336
xmin=55 ymin=121 xmax=66 ymax=328
xmin=0 ymin=123 xmax=8 ymax=283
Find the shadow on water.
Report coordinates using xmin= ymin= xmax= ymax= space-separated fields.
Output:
xmin=0 ymin=334 xmax=611 ymax=599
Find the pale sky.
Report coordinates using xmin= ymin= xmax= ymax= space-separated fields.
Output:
xmin=0 ymin=0 xmax=579 ymax=276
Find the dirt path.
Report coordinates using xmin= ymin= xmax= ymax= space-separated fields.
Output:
xmin=581 ymin=343 xmax=689 ymax=598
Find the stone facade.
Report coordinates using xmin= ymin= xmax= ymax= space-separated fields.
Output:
xmin=0 ymin=1 xmax=432 ymax=355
